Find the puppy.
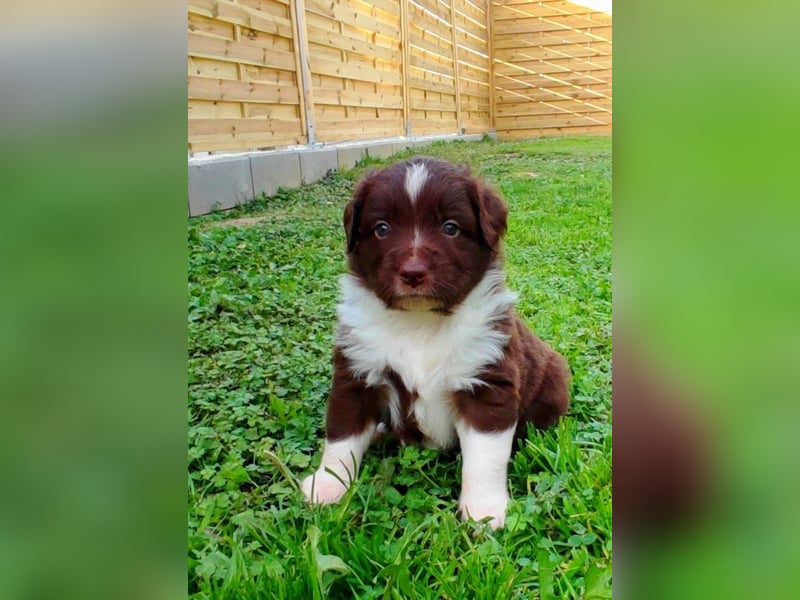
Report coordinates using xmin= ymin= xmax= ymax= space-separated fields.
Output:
xmin=301 ymin=157 xmax=570 ymax=529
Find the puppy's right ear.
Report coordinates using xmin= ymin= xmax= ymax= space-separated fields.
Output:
xmin=344 ymin=171 xmax=375 ymax=253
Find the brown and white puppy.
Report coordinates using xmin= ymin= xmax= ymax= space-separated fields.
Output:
xmin=301 ymin=158 xmax=570 ymax=529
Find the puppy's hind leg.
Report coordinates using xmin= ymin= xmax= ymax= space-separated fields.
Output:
xmin=528 ymin=352 xmax=571 ymax=431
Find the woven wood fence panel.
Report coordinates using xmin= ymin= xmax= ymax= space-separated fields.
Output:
xmin=491 ymin=0 xmax=612 ymax=138
xmin=187 ymin=0 xmax=610 ymax=152
xmin=188 ymin=0 xmax=307 ymax=152
xmin=304 ymin=0 xmax=405 ymax=142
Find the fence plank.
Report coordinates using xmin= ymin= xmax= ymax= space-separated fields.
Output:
xmin=188 ymin=0 xmax=294 ymax=38
xmin=493 ymin=2 xmax=609 ymax=21
xmin=311 ymin=56 xmax=404 ymax=85
xmin=496 ymin=97 xmax=611 ymax=116
xmin=407 ymin=75 xmax=455 ymax=95
xmin=189 ymin=75 xmax=300 ymax=104
xmin=408 ymin=31 xmax=454 ymax=59
xmin=306 ymin=24 xmax=400 ymax=62
xmin=495 ymin=84 xmax=611 ymax=103
xmin=314 ymin=87 xmax=404 ymax=109
xmin=188 ymin=12 xmax=235 ymax=40
xmin=499 ymin=124 xmax=611 ymax=139
xmin=305 ymin=0 xmax=401 ymax=38
xmin=494 ymin=27 xmax=612 ymax=47
xmin=188 ymin=33 xmax=297 ymax=71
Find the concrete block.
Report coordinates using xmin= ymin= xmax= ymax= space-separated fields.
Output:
xmin=337 ymin=146 xmax=367 ymax=170
xmin=408 ymin=138 xmax=433 ymax=153
xmin=188 ymin=156 xmax=253 ymax=217
xmin=250 ymin=153 xmax=301 ymax=198
xmin=299 ymin=148 xmax=339 ymax=184
xmin=392 ymin=139 xmax=416 ymax=155
xmin=460 ymin=133 xmax=485 ymax=142
xmin=366 ymin=142 xmax=395 ymax=160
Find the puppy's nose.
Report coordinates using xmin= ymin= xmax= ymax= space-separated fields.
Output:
xmin=399 ymin=259 xmax=428 ymax=288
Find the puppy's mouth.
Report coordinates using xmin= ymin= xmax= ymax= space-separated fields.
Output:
xmin=391 ymin=294 xmax=445 ymax=312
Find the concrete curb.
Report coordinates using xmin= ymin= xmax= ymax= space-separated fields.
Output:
xmin=188 ymin=132 xmax=496 ymax=217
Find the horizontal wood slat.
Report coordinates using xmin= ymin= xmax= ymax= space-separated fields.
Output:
xmin=499 ymin=123 xmax=611 ymax=139
xmin=188 ymin=32 xmax=296 ymax=71
xmin=188 ymin=75 xmax=300 ymax=104
xmin=310 ymin=56 xmax=404 ymax=86
xmin=313 ymin=87 xmax=405 ymax=109
xmin=305 ymin=24 xmax=400 ymax=62
xmin=305 ymin=0 xmax=401 ymax=38
xmin=189 ymin=0 xmax=293 ymax=38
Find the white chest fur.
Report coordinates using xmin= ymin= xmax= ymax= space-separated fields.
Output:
xmin=335 ymin=269 xmax=517 ymax=449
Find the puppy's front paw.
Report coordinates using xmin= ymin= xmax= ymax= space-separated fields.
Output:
xmin=301 ymin=470 xmax=349 ymax=505
xmin=459 ymin=491 xmax=509 ymax=530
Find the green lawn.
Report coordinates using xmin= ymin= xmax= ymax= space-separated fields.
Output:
xmin=188 ymin=136 xmax=612 ymax=599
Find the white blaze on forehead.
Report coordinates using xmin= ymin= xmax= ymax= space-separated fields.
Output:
xmin=404 ymin=162 xmax=429 ymax=204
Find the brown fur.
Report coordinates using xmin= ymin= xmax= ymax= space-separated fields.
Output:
xmin=452 ymin=314 xmax=571 ymax=438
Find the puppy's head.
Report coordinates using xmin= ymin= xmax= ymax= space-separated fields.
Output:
xmin=343 ymin=158 xmax=507 ymax=312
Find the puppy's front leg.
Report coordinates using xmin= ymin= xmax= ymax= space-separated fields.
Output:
xmin=301 ymin=424 xmax=375 ymax=504
xmin=455 ymin=421 xmax=516 ymax=530
xmin=301 ymin=349 xmax=382 ymax=505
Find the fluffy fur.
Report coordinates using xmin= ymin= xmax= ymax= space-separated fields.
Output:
xmin=302 ymin=158 xmax=570 ymax=529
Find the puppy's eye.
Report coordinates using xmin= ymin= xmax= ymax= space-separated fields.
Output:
xmin=442 ymin=221 xmax=460 ymax=237
xmin=374 ymin=221 xmax=391 ymax=239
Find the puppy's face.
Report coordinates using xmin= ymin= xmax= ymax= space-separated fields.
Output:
xmin=344 ymin=158 xmax=508 ymax=312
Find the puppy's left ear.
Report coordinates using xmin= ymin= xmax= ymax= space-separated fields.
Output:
xmin=473 ymin=181 xmax=508 ymax=252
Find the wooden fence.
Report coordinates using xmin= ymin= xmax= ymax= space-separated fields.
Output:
xmin=188 ymin=0 xmax=611 ymax=153
xmin=491 ymin=0 xmax=612 ymax=138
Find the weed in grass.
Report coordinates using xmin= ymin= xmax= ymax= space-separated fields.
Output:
xmin=189 ymin=137 xmax=611 ymax=598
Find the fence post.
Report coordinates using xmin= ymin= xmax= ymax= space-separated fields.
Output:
xmin=449 ymin=0 xmax=464 ymax=134
xmin=486 ymin=0 xmax=496 ymax=132
xmin=231 ymin=2 xmax=247 ymax=120
xmin=290 ymin=0 xmax=316 ymax=144
xmin=400 ymin=0 xmax=412 ymax=136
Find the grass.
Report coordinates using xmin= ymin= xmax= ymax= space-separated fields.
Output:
xmin=188 ymin=136 xmax=611 ymax=599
